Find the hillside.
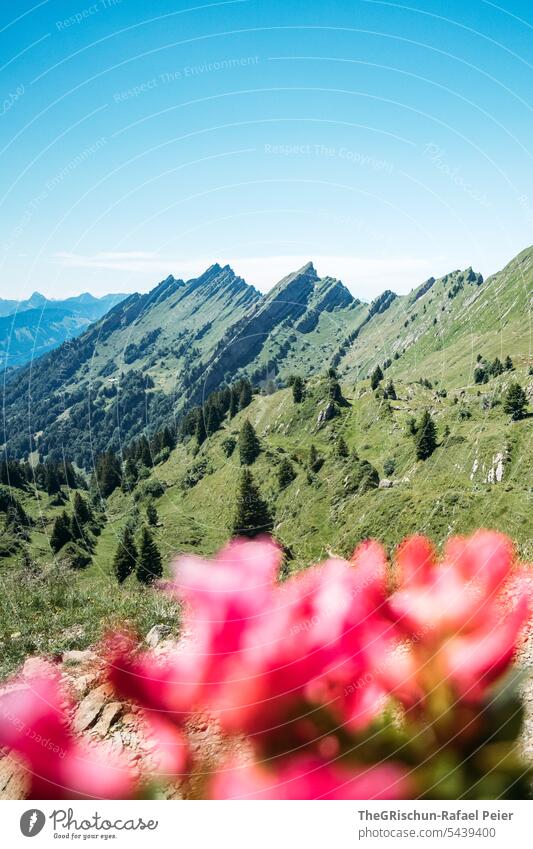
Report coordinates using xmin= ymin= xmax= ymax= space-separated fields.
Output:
xmin=0 ymin=291 xmax=127 ymax=369
xmin=1 ymin=358 xmax=531 ymax=676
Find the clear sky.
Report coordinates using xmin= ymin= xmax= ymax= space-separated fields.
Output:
xmin=1 ymin=0 xmax=532 ymax=300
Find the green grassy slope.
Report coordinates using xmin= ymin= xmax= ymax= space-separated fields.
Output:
xmin=338 ymin=247 xmax=532 ymax=387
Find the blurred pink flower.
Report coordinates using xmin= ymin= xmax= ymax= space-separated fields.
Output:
xmin=389 ymin=531 xmax=531 ymax=703
xmin=211 ymin=754 xmax=411 ymax=800
xmin=0 ymin=672 xmax=136 ymax=799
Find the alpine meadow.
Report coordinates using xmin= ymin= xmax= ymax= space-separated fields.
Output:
xmin=1 ymin=0 xmax=533 ymax=815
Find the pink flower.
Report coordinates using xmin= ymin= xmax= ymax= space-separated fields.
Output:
xmin=211 ymin=754 xmax=411 ymax=800
xmin=0 ymin=672 xmax=136 ymax=799
xmin=214 ymin=550 xmax=395 ymax=738
xmin=389 ymin=531 xmax=531 ymax=703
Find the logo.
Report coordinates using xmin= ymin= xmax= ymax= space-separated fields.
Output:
xmin=20 ymin=809 xmax=46 ymax=837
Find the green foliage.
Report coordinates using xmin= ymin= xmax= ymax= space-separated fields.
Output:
xmin=146 ymin=501 xmax=158 ymax=526
xmin=57 ymin=541 xmax=91 ymax=570
xmin=238 ymin=419 xmax=260 ymax=465
xmin=334 ymin=435 xmax=349 ymax=459
xmin=277 ymin=457 xmax=296 ymax=489
xmin=370 ymin=364 xmax=383 ymax=390
xmin=415 ymin=410 xmax=437 ymax=460
xmin=344 ymin=458 xmax=380 ymax=494
xmin=292 ymin=376 xmax=304 ymax=403
xmin=308 ymin=444 xmax=324 ymax=473
xmin=232 ymin=469 xmax=273 ymax=538
xmin=136 ymin=527 xmax=163 ymax=585
xmin=239 ymin=378 xmax=253 ymax=410
xmin=383 ymin=380 xmax=397 ymax=400
xmin=113 ymin=526 xmax=137 ymax=584
xmin=195 ymin=410 xmax=207 ymax=446
xmin=221 ymin=436 xmax=236 ymax=457
xmin=383 ymin=457 xmax=396 ymax=476
xmin=95 ymin=452 xmax=122 ymax=497
xmin=50 ymin=511 xmax=72 ymax=553
xmin=503 ymin=382 xmax=527 ymax=420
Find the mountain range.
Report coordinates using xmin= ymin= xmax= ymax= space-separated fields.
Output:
xmin=1 ymin=247 xmax=531 ymax=468
xmin=0 ymin=291 xmax=128 ymax=369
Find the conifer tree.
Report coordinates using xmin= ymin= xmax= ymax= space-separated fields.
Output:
xmin=205 ymin=404 xmax=220 ymax=436
xmin=232 ymin=469 xmax=273 ymax=538
xmin=229 ymin=386 xmax=239 ymax=418
xmin=239 ymin=379 xmax=253 ymax=410
xmin=195 ymin=410 xmax=207 ymax=446
xmin=489 ymin=357 xmax=504 ymax=377
xmin=73 ymin=492 xmax=91 ymax=525
xmin=328 ymin=378 xmax=344 ymax=405
xmin=238 ymin=419 xmax=260 ymax=465
xmin=113 ymin=525 xmax=137 ymax=584
xmin=309 ymin=443 xmax=323 ymax=473
xmin=277 ymin=457 xmax=296 ymax=489
xmin=503 ymin=382 xmax=527 ymax=420
xmin=504 ymin=355 xmax=514 ymax=370
xmin=415 ymin=410 xmax=437 ymax=460
xmin=138 ymin=436 xmax=152 ymax=468
xmin=334 ymin=435 xmax=349 ymax=459
xmin=136 ymin=527 xmax=163 ymax=585
xmin=96 ymin=452 xmax=122 ymax=497
xmin=146 ymin=501 xmax=158 ymax=527
xmin=50 ymin=511 xmax=72 ymax=553
xmin=45 ymin=464 xmax=62 ymax=495
xmin=370 ymin=364 xmax=384 ymax=390
xmin=384 ymin=380 xmax=397 ymax=400
xmin=292 ymin=376 xmax=304 ymax=403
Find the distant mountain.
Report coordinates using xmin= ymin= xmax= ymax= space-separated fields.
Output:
xmin=1 ymin=248 xmax=531 ymax=468
xmin=0 ymin=291 xmax=128 ymax=368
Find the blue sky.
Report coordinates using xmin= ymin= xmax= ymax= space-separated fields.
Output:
xmin=1 ymin=0 xmax=532 ymax=299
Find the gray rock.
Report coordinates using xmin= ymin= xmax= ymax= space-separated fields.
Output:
xmin=379 ymin=478 xmax=393 ymax=488
xmin=92 ymin=701 xmax=123 ymax=738
xmin=62 ymin=649 xmax=96 ymax=666
xmin=145 ymin=624 xmax=171 ymax=648
xmin=74 ymin=683 xmax=112 ymax=733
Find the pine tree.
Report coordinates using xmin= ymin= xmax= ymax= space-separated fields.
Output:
xmin=309 ymin=444 xmax=323 ymax=473
xmin=50 ymin=511 xmax=72 ymax=553
xmin=489 ymin=357 xmax=504 ymax=377
xmin=328 ymin=378 xmax=344 ymax=405
xmin=161 ymin=426 xmax=175 ymax=451
xmin=195 ymin=410 xmax=207 ymax=446
xmin=334 ymin=435 xmax=349 ymax=458
xmin=232 ymin=469 xmax=273 ymax=538
xmin=96 ymin=452 xmax=122 ymax=497
xmin=370 ymin=365 xmax=383 ymax=390
xmin=146 ymin=501 xmax=158 ymax=526
xmin=45 ymin=464 xmax=62 ymax=495
xmin=205 ymin=403 xmax=220 ymax=436
xmin=73 ymin=492 xmax=91 ymax=525
xmin=239 ymin=379 xmax=253 ymax=410
xmin=136 ymin=527 xmax=163 ymax=585
xmin=504 ymin=355 xmax=514 ymax=370
xmin=384 ymin=380 xmax=397 ymax=400
xmin=229 ymin=386 xmax=240 ymax=418
xmin=277 ymin=457 xmax=296 ymax=489
xmin=238 ymin=419 xmax=260 ymax=465
xmin=415 ymin=410 xmax=437 ymax=460
xmin=138 ymin=436 xmax=152 ymax=468
xmin=503 ymin=382 xmax=527 ymax=420
xmin=474 ymin=365 xmax=488 ymax=384
xmin=71 ymin=492 xmax=92 ymax=539
xmin=113 ymin=526 xmax=137 ymax=584
xmin=292 ymin=376 xmax=304 ymax=403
